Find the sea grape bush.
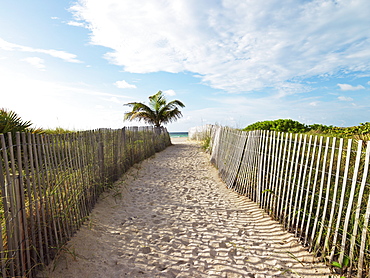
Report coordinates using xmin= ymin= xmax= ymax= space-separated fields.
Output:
xmin=243 ymin=119 xmax=309 ymax=133
xmin=243 ymin=119 xmax=370 ymax=138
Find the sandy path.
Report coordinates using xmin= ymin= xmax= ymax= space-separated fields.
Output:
xmin=40 ymin=139 xmax=331 ymax=278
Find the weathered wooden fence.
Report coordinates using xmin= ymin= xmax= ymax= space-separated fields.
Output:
xmin=0 ymin=126 xmax=171 ymax=277
xmin=192 ymin=125 xmax=370 ymax=277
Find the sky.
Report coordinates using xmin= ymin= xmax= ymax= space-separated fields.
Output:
xmin=1 ymin=0 xmax=370 ymax=132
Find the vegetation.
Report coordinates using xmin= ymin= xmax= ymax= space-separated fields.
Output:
xmin=0 ymin=108 xmax=42 ymax=134
xmin=124 ymin=91 xmax=185 ymax=127
xmin=0 ymin=108 xmax=82 ymax=135
xmin=201 ymin=136 xmax=212 ymax=152
xmin=0 ymin=127 xmax=171 ymax=277
xmin=243 ymin=119 xmax=309 ymax=133
xmin=208 ymin=125 xmax=370 ymax=276
xmin=243 ymin=119 xmax=370 ymax=140
xmin=43 ymin=127 xmax=77 ymax=134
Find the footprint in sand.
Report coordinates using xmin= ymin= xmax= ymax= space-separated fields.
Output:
xmin=42 ymin=141 xmax=331 ymax=278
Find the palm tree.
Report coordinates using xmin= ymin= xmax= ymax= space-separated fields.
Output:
xmin=0 ymin=108 xmax=43 ymax=149
xmin=124 ymin=91 xmax=185 ymax=127
xmin=0 ymin=108 xmax=34 ymax=134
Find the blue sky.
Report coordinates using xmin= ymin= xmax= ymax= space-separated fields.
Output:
xmin=1 ymin=0 xmax=370 ymax=132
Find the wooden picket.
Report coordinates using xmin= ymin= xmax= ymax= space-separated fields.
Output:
xmin=0 ymin=127 xmax=171 ymax=277
xmin=191 ymin=125 xmax=370 ymax=277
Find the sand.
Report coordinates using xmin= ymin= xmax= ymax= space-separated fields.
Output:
xmin=39 ymin=138 xmax=331 ymax=278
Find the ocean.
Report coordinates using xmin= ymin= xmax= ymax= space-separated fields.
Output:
xmin=169 ymin=132 xmax=188 ymax=138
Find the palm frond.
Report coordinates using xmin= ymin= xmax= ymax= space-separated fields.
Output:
xmin=123 ymin=91 xmax=185 ymax=127
xmin=0 ymin=108 xmax=34 ymax=134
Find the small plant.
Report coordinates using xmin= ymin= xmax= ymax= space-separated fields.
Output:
xmin=112 ymin=190 xmax=123 ymax=201
xmin=331 ymin=255 xmax=350 ymax=277
xmin=202 ymin=136 xmax=211 ymax=151
xmin=47 ymin=243 xmax=81 ymax=274
xmin=43 ymin=127 xmax=77 ymax=134
xmin=262 ymin=189 xmax=276 ymax=196
xmin=286 ymin=251 xmax=304 ymax=266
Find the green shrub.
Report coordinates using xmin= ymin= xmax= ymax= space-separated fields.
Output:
xmin=243 ymin=120 xmax=370 ymax=139
xmin=243 ymin=119 xmax=309 ymax=133
xmin=43 ymin=127 xmax=77 ymax=134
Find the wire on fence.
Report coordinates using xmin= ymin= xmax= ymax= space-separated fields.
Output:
xmin=0 ymin=126 xmax=171 ymax=277
xmin=191 ymin=125 xmax=370 ymax=278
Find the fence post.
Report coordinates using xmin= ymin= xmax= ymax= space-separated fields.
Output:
xmin=191 ymin=124 xmax=370 ymax=274
xmin=257 ymin=130 xmax=268 ymax=205
xmin=98 ymin=132 xmax=105 ymax=187
xmin=121 ymin=127 xmax=127 ymax=170
xmin=351 ymin=142 xmax=370 ymax=276
xmin=0 ymin=134 xmax=14 ymax=277
xmin=16 ymin=132 xmax=33 ymax=277
xmin=210 ymin=126 xmax=221 ymax=165
xmin=330 ymin=139 xmax=352 ymax=263
xmin=338 ymin=141 xmax=363 ymax=266
xmin=5 ymin=133 xmax=21 ymax=277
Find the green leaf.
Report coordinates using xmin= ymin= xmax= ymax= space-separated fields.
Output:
xmin=262 ymin=189 xmax=275 ymax=195
xmin=331 ymin=261 xmax=342 ymax=268
xmin=342 ymin=255 xmax=350 ymax=267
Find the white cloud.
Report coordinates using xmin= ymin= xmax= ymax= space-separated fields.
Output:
xmin=309 ymin=102 xmax=319 ymax=107
xmin=21 ymin=57 xmax=46 ymax=70
xmin=163 ymin=89 xmax=176 ymax=96
xmin=337 ymin=84 xmax=365 ymax=91
xmin=70 ymin=0 xmax=370 ymax=94
xmin=0 ymin=66 xmax=131 ymax=130
xmin=367 ymin=81 xmax=370 ymax=85
xmin=114 ymin=80 xmax=137 ymax=89
xmin=338 ymin=96 xmax=354 ymax=101
xmin=275 ymin=83 xmax=312 ymax=98
xmin=67 ymin=21 xmax=86 ymax=27
xmin=44 ymin=49 xmax=81 ymax=63
xmin=203 ymin=91 xmax=369 ymax=128
xmin=0 ymin=37 xmax=82 ymax=63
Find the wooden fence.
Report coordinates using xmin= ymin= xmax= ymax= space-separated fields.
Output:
xmin=193 ymin=125 xmax=370 ymax=277
xmin=0 ymin=126 xmax=171 ymax=277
